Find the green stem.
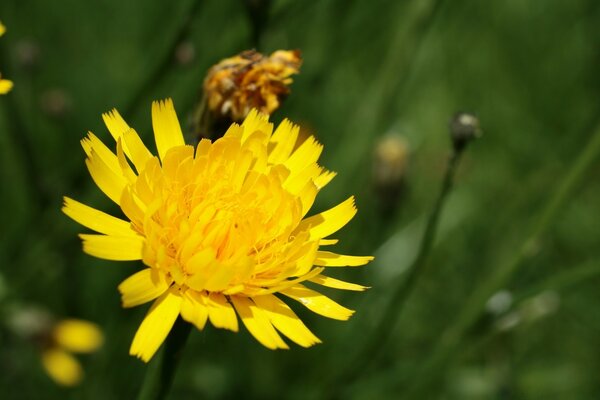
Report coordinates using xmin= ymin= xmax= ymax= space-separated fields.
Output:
xmin=137 ymin=317 xmax=192 ymax=400
xmin=406 ymin=123 xmax=600 ymax=397
xmin=330 ymin=146 xmax=465 ymax=394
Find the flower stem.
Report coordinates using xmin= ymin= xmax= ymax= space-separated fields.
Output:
xmin=406 ymin=122 xmax=600 ymax=397
xmin=136 ymin=317 xmax=192 ymax=400
xmin=331 ymin=144 xmax=467 ymax=394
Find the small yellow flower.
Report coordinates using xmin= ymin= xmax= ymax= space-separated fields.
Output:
xmin=63 ymin=99 xmax=372 ymax=362
xmin=42 ymin=319 xmax=104 ymax=387
xmin=204 ymin=49 xmax=302 ymax=121
xmin=0 ymin=21 xmax=13 ymax=94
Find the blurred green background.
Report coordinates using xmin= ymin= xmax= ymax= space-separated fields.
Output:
xmin=1 ymin=0 xmax=599 ymax=398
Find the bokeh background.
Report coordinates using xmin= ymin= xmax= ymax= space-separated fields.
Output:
xmin=1 ymin=0 xmax=599 ymax=398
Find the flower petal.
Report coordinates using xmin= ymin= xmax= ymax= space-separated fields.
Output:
xmin=85 ymin=149 xmax=128 ymax=204
xmin=118 ymin=268 xmax=171 ymax=308
xmin=62 ymin=197 xmax=135 ymax=237
xmin=123 ymin=128 xmax=153 ymax=173
xmin=180 ymin=291 xmax=209 ymax=330
xmin=230 ymin=296 xmax=289 ymax=350
xmin=268 ymin=119 xmax=299 ymax=164
xmin=314 ymin=251 xmax=374 ymax=267
xmin=281 ymin=284 xmax=354 ymax=320
xmin=284 ymin=136 xmax=323 ymax=175
xmin=79 ymin=234 xmax=144 ymax=261
xmin=309 ymin=275 xmax=369 ymax=291
xmin=253 ymin=294 xmax=321 ymax=347
xmin=152 ymin=99 xmax=184 ymax=160
xmin=41 ymin=348 xmax=83 ymax=387
xmin=296 ymin=196 xmax=357 ymax=240
xmin=80 ymin=132 xmax=120 ymax=176
xmin=53 ymin=319 xmax=104 ymax=353
xmin=102 ymin=108 xmax=131 ymax=143
xmin=206 ymin=292 xmax=238 ymax=332
xmin=130 ymin=291 xmax=182 ymax=362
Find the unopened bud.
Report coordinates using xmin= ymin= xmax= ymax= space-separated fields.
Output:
xmin=372 ymin=134 xmax=409 ymax=214
xmin=40 ymin=89 xmax=72 ymax=118
xmin=15 ymin=39 xmax=41 ymax=70
xmin=449 ymin=112 xmax=481 ymax=151
xmin=175 ymin=41 xmax=195 ymax=66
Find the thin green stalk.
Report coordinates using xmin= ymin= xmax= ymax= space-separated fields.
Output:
xmin=330 ymin=145 xmax=466 ymax=394
xmin=137 ymin=317 xmax=192 ymax=400
xmin=406 ymin=123 xmax=600 ymax=397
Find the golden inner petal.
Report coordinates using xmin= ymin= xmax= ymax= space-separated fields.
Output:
xmin=127 ymin=143 xmax=305 ymax=294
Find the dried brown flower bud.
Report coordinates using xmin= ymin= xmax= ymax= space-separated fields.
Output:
xmin=203 ymin=49 xmax=302 ymax=121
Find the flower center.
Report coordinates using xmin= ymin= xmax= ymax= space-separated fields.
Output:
xmin=130 ymin=143 xmax=304 ymax=295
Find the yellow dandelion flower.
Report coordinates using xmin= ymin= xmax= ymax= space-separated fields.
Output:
xmin=42 ymin=319 xmax=104 ymax=387
xmin=204 ymin=49 xmax=302 ymax=121
xmin=0 ymin=21 xmax=13 ymax=94
xmin=63 ymin=99 xmax=372 ymax=362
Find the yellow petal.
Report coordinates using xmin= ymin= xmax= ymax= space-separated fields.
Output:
xmin=284 ymin=136 xmax=323 ymax=174
xmin=102 ymin=108 xmax=131 ymax=142
xmin=180 ymin=291 xmax=209 ymax=330
xmin=123 ymin=128 xmax=153 ymax=173
xmin=130 ymin=291 xmax=182 ymax=362
xmin=296 ymin=196 xmax=357 ymax=240
xmin=118 ymin=269 xmax=171 ymax=308
xmin=0 ymin=22 xmax=5 ymax=36
xmin=80 ymin=132 xmax=120 ymax=176
xmin=319 ymin=239 xmax=338 ymax=246
xmin=314 ymin=251 xmax=374 ymax=267
xmin=268 ymin=119 xmax=299 ymax=164
xmin=41 ymin=348 xmax=83 ymax=387
xmin=309 ymin=275 xmax=369 ymax=291
xmin=0 ymin=79 xmax=13 ymax=94
xmin=79 ymin=234 xmax=144 ymax=261
xmin=206 ymin=292 xmax=238 ymax=332
xmin=253 ymin=294 xmax=321 ymax=347
xmin=62 ymin=197 xmax=135 ymax=237
xmin=314 ymin=170 xmax=336 ymax=189
xmin=85 ymin=149 xmax=127 ymax=204
xmin=281 ymin=284 xmax=354 ymax=320
xmin=53 ymin=319 xmax=104 ymax=353
xmin=116 ymin=138 xmax=137 ymax=182
xmin=152 ymin=98 xmax=184 ymax=160
xmin=230 ymin=296 xmax=289 ymax=350
xmin=240 ymin=109 xmax=272 ymax=143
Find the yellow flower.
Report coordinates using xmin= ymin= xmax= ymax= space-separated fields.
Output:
xmin=0 ymin=21 xmax=13 ymax=94
xmin=63 ymin=99 xmax=372 ymax=362
xmin=41 ymin=319 xmax=104 ymax=387
xmin=204 ymin=49 xmax=302 ymax=121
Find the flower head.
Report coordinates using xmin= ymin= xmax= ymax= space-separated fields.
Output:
xmin=204 ymin=49 xmax=302 ymax=121
xmin=0 ymin=21 xmax=13 ymax=94
xmin=63 ymin=99 xmax=372 ymax=362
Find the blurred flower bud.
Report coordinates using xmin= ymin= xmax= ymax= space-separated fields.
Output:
xmin=40 ymin=88 xmax=72 ymax=118
xmin=372 ymin=134 xmax=409 ymax=214
xmin=15 ymin=39 xmax=41 ymax=70
xmin=203 ymin=49 xmax=302 ymax=121
xmin=486 ymin=290 xmax=513 ymax=316
xmin=7 ymin=305 xmax=53 ymax=342
xmin=175 ymin=41 xmax=195 ymax=66
xmin=449 ymin=112 xmax=481 ymax=151
xmin=521 ymin=290 xmax=560 ymax=321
